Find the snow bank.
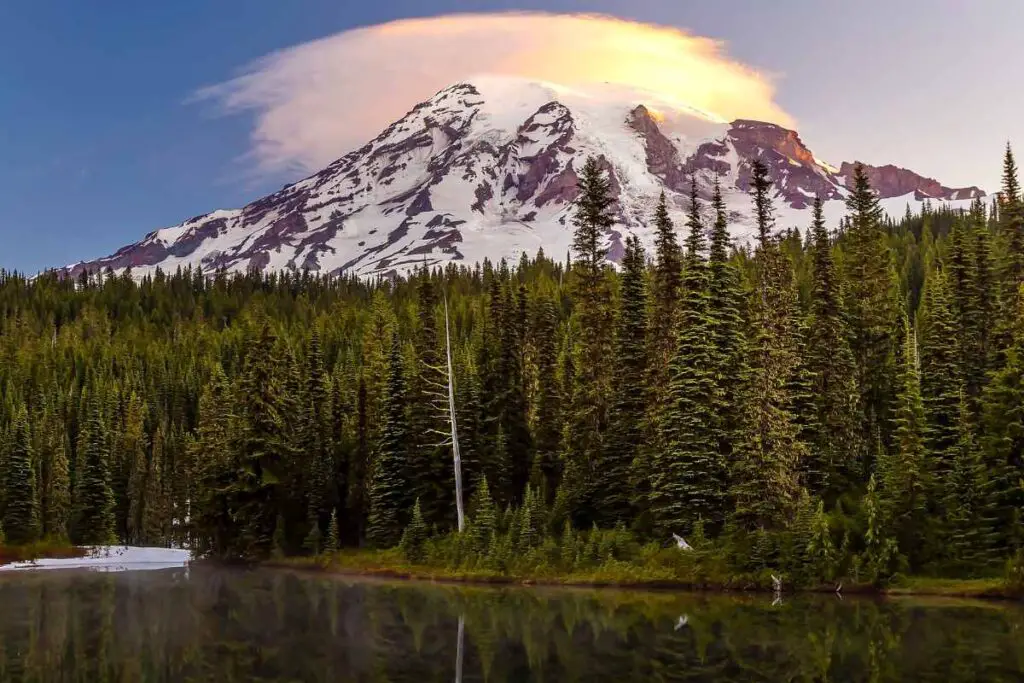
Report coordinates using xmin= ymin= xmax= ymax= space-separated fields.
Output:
xmin=0 ymin=546 xmax=191 ymax=573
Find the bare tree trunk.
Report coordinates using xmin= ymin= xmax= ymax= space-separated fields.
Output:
xmin=444 ymin=294 xmax=466 ymax=532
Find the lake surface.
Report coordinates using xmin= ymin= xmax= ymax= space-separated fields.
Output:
xmin=0 ymin=567 xmax=1022 ymax=681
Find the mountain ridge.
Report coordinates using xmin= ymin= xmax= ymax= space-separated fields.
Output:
xmin=63 ymin=76 xmax=985 ymax=279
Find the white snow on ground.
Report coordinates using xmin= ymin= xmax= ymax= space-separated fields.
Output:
xmin=0 ymin=546 xmax=191 ymax=573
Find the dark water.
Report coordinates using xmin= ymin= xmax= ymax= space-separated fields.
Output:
xmin=0 ymin=567 xmax=1023 ymax=682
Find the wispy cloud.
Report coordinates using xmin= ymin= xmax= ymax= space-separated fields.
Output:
xmin=194 ymin=12 xmax=794 ymax=175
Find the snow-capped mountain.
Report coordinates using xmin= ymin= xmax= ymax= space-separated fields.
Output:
xmin=64 ymin=76 xmax=985 ymax=279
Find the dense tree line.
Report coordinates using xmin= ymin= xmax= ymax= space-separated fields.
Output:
xmin=1 ymin=149 xmax=1024 ymax=583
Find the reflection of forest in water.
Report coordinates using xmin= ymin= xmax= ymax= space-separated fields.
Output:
xmin=1 ymin=568 xmax=1023 ymax=682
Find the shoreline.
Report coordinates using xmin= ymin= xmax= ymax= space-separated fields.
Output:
xmin=262 ymin=555 xmax=1020 ymax=603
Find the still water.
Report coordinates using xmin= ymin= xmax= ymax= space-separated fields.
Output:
xmin=0 ymin=566 xmax=1022 ymax=681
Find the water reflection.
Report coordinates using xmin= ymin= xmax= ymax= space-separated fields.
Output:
xmin=0 ymin=567 xmax=1022 ymax=681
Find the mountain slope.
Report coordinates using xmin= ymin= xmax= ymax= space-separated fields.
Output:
xmin=65 ymin=76 xmax=984 ymax=279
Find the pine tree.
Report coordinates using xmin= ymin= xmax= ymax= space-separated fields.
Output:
xmin=562 ymin=156 xmax=615 ymax=524
xmin=600 ymin=234 xmax=647 ymax=526
xmin=919 ymin=270 xmax=961 ymax=478
xmin=142 ymin=425 xmax=170 ymax=547
xmin=878 ymin=318 xmax=932 ymax=569
xmin=2 ymin=409 xmax=39 ymax=545
xmin=529 ymin=294 xmax=562 ymax=500
xmin=862 ymin=474 xmax=899 ymax=585
xmin=946 ymin=393 xmax=998 ymax=571
xmin=470 ymin=477 xmax=496 ymax=551
xmin=399 ymin=498 xmax=429 ymax=562
xmin=981 ymin=287 xmax=1024 ymax=551
xmin=303 ymin=330 xmax=332 ymax=553
xmin=804 ymin=197 xmax=860 ymax=501
xmin=41 ymin=414 xmax=71 ymax=542
xmin=366 ymin=336 xmax=411 ymax=548
xmin=731 ymin=161 xmax=806 ymax=532
xmin=647 ymin=192 xmax=683 ymax=432
xmin=325 ymin=509 xmax=340 ymax=554
xmin=190 ymin=366 xmax=236 ymax=558
xmin=652 ymin=181 xmax=723 ymax=536
xmin=231 ymin=320 xmax=293 ymax=559
xmin=707 ymin=178 xmax=746 ymax=464
xmin=844 ymin=164 xmax=900 ymax=459
xmin=72 ymin=395 xmax=115 ymax=546
xmin=1000 ymin=144 xmax=1024 ymax=289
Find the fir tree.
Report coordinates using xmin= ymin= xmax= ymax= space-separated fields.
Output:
xmin=919 ymin=270 xmax=961 ymax=478
xmin=805 ymin=197 xmax=860 ymax=501
xmin=946 ymin=393 xmax=998 ymax=571
xmin=399 ymin=498 xmax=429 ymax=562
xmin=2 ymin=409 xmax=39 ymax=545
xmin=652 ymin=181 xmax=723 ymax=535
xmin=878 ymin=318 xmax=932 ymax=569
xmin=142 ymin=425 xmax=170 ymax=546
xmin=844 ymin=164 xmax=900 ymax=460
xmin=231 ymin=321 xmax=293 ymax=559
xmin=72 ymin=395 xmax=115 ymax=546
xmin=647 ymin=192 xmax=683 ymax=433
xmin=529 ymin=294 xmax=562 ymax=500
xmin=731 ymin=162 xmax=806 ymax=532
xmin=562 ymin=156 xmax=615 ymax=524
xmin=325 ymin=509 xmax=340 ymax=554
xmin=707 ymin=178 xmax=746 ymax=463
xmin=1000 ymin=144 xmax=1024 ymax=289
xmin=981 ymin=287 xmax=1024 ymax=551
xmin=366 ymin=336 xmax=411 ymax=548
xmin=600 ymin=234 xmax=647 ymax=526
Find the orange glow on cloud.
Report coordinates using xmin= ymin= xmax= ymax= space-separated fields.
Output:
xmin=197 ymin=12 xmax=794 ymax=174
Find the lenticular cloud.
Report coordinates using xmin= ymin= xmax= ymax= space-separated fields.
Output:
xmin=195 ymin=12 xmax=794 ymax=175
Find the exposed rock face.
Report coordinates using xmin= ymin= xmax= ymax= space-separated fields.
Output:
xmin=837 ymin=162 xmax=984 ymax=201
xmin=63 ymin=76 xmax=986 ymax=280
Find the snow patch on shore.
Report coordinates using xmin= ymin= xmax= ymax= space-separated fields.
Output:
xmin=0 ymin=546 xmax=191 ymax=573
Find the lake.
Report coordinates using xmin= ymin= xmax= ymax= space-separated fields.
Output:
xmin=0 ymin=567 xmax=1022 ymax=681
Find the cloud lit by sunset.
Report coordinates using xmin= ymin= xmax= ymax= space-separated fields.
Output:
xmin=196 ymin=12 xmax=794 ymax=175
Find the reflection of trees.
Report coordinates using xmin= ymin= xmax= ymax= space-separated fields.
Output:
xmin=0 ymin=570 xmax=1022 ymax=681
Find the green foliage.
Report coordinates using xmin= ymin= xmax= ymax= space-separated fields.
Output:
xmin=0 ymin=145 xmax=1018 ymax=587
xmin=2 ymin=409 xmax=39 ymax=545
xmin=400 ymin=499 xmax=429 ymax=562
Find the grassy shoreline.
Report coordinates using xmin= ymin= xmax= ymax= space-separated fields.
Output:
xmin=264 ymin=550 xmax=1019 ymax=602
xmin=0 ymin=541 xmax=86 ymax=566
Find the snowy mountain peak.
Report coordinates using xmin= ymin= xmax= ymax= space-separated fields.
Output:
xmin=64 ymin=76 xmax=985 ymax=279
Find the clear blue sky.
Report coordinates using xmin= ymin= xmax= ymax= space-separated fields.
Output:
xmin=1 ymin=0 xmax=1019 ymax=272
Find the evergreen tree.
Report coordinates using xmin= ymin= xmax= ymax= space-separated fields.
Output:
xmin=325 ymin=509 xmax=340 ymax=554
xmin=946 ymin=393 xmax=998 ymax=571
xmin=399 ymin=498 xmax=429 ymax=562
xmin=303 ymin=330 xmax=332 ymax=553
xmin=731 ymin=161 xmax=806 ymax=531
xmin=72 ymin=395 xmax=115 ymax=546
xmin=878 ymin=318 xmax=932 ymax=569
xmin=844 ymin=164 xmax=900 ymax=460
xmin=805 ymin=197 xmax=861 ymax=500
xmin=142 ymin=425 xmax=170 ymax=546
xmin=562 ymin=156 xmax=615 ymax=524
xmin=647 ymin=192 xmax=683 ymax=432
xmin=652 ymin=181 xmax=723 ymax=536
xmin=981 ymin=287 xmax=1024 ymax=551
xmin=1000 ymin=144 xmax=1024 ymax=289
xmin=600 ymin=234 xmax=647 ymax=526
xmin=366 ymin=336 xmax=411 ymax=548
xmin=919 ymin=270 xmax=961 ymax=478
xmin=190 ymin=366 xmax=236 ymax=558
xmin=529 ymin=294 xmax=562 ymax=499
xmin=2 ymin=409 xmax=39 ymax=545
xmin=231 ymin=321 xmax=293 ymax=559
xmin=707 ymin=178 xmax=746 ymax=464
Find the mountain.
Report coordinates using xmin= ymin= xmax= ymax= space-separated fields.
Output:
xmin=64 ymin=76 xmax=985 ymax=279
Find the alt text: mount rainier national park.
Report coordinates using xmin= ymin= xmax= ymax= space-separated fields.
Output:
xmin=2 ymin=2 xmax=1024 ymax=681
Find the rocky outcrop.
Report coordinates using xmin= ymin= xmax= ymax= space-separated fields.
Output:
xmin=837 ymin=162 xmax=984 ymax=200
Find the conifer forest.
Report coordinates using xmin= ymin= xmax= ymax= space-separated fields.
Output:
xmin=2 ymin=149 xmax=1024 ymax=589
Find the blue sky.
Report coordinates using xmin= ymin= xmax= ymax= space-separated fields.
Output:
xmin=1 ymin=0 xmax=1020 ymax=272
